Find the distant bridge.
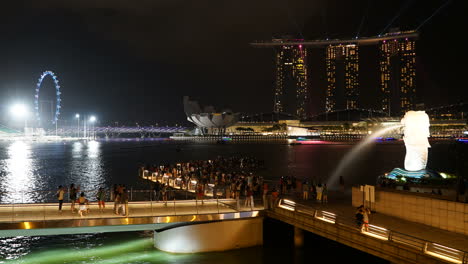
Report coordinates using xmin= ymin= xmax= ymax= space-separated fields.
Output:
xmin=44 ymin=126 xmax=190 ymax=137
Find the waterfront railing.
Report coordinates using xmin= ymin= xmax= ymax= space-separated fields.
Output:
xmin=274 ymin=198 xmax=468 ymax=264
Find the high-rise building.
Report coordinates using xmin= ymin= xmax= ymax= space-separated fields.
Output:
xmin=325 ymin=44 xmax=359 ymax=112
xmin=274 ymin=40 xmax=308 ymax=119
xmin=379 ymin=37 xmax=416 ymax=116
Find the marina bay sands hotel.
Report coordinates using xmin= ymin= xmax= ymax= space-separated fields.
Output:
xmin=251 ymin=30 xmax=418 ymax=119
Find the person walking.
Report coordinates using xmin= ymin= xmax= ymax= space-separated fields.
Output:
xmin=57 ymin=185 xmax=65 ymax=212
xmin=69 ymin=183 xmax=77 ymax=213
xmin=97 ymin=187 xmax=106 ymax=212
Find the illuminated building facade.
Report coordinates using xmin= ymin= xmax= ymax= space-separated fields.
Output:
xmin=379 ymin=38 xmax=416 ymax=116
xmin=325 ymin=44 xmax=359 ymax=112
xmin=274 ymin=40 xmax=308 ymax=119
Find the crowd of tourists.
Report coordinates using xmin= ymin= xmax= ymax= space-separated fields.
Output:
xmin=143 ymin=156 xmax=266 ymax=208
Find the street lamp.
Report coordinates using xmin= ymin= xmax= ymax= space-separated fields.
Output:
xmin=89 ymin=116 xmax=96 ymax=139
xmin=10 ymin=104 xmax=28 ymax=133
xmin=75 ymin=114 xmax=80 ymax=138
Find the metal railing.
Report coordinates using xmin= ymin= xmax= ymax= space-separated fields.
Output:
xmin=274 ymin=198 xmax=467 ymax=264
xmin=0 ymin=187 xmax=265 ymax=223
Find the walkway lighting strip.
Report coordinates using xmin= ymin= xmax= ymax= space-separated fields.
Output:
xmin=424 ymin=243 xmax=463 ymax=264
xmin=362 ymin=224 xmax=389 ymax=240
xmin=314 ymin=210 xmax=336 ymax=224
xmin=278 ymin=199 xmax=295 ymax=211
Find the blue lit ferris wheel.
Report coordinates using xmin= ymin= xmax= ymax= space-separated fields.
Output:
xmin=34 ymin=71 xmax=62 ymax=125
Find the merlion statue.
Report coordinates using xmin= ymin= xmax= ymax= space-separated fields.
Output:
xmin=401 ymin=111 xmax=431 ymax=171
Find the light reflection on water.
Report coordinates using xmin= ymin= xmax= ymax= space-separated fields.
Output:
xmin=0 ymin=140 xmax=106 ymax=204
xmin=69 ymin=141 xmax=105 ymax=199
xmin=0 ymin=141 xmax=36 ymax=203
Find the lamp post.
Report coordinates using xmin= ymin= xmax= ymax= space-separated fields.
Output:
xmin=89 ymin=116 xmax=96 ymax=140
xmin=75 ymin=114 xmax=80 ymax=138
xmin=10 ymin=104 xmax=28 ymax=135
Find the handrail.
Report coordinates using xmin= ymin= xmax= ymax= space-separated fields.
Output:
xmin=274 ymin=198 xmax=467 ymax=264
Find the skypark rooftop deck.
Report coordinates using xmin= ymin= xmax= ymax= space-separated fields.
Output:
xmin=251 ymin=31 xmax=418 ymax=47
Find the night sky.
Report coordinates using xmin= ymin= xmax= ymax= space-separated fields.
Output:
xmin=0 ymin=0 xmax=463 ymax=126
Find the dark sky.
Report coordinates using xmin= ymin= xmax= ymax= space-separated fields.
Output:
xmin=0 ymin=0 xmax=463 ymax=126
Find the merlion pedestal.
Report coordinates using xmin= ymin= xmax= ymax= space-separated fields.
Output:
xmin=401 ymin=111 xmax=431 ymax=171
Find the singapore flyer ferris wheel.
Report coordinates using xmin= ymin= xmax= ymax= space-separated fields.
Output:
xmin=34 ymin=70 xmax=62 ymax=126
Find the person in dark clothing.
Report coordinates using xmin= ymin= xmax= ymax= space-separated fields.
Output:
xmin=69 ymin=183 xmax=77 ymax=213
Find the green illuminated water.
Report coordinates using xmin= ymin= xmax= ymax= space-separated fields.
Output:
xmin=1 ymin=232 xmax=264 ymax=264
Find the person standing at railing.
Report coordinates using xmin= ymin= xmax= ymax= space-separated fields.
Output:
xmin=153 ymin=181 xmax=161 ymax=202
xmin=316 ymin=183 xmax=323 ymax=203
xmin=355 ymin=205 xmax=364 ymax=229
xmin=97 ymin=187 xmax=105 ymax=212
xmin=310 ymin=182 xmax=316 ymax=200
xmin=69 ymin=183 xmax=77 ymax=213
xmin=263 ymin=183 xmax=269 ymax=209
xmin=244 ymin=186 xmax=254 ymax=209
xmin=362 ymin=207 xmax=371 ymax=232
xmin=57 ymin=185 xmax=65 ymax=212
xmin=162 ymin=184 xmax=168 ymax=206
xmin=121 ymin=187 xmax=129 ymax=216
xmin=110 ymin=184 xmax=117 ymax=203
xmin=270 ymin=188 xmax=279 ymax=208
xmin=302 ymin=181 xmax=309 ymax=200
xmin=322 ymin=184 xmax=328 ymax=204
xmin=114 ymin=189 xmax=121 ymax=214
xmin=196 ymin=183 xmax=204 ymax=205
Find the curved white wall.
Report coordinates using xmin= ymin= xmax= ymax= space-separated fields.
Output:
xmin=154 ymin=218 xmax=263 ymax=253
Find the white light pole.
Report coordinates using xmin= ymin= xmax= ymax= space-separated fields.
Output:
xmin=89 ymin=116 xmax=96 ymax=140
xmin=75 ymin=114 xmax=80 ymax=138
xmin=10 ymin=104 xmax=28 ymax=134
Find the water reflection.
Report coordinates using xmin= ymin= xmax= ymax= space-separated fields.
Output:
xmin=69 ymin=140 xmax=105 ymax=199
xmin=0 ymin=141 xmax=36 ymax=203
xmin=71 ymin=142 xmax=83 ymax=158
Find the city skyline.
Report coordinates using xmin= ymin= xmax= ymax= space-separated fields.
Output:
xmin=0 ymin=0 xmax=463 ymax=124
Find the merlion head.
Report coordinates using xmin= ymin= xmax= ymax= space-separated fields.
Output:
xmin=401 ymin=111 xmax=430 ymax=139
